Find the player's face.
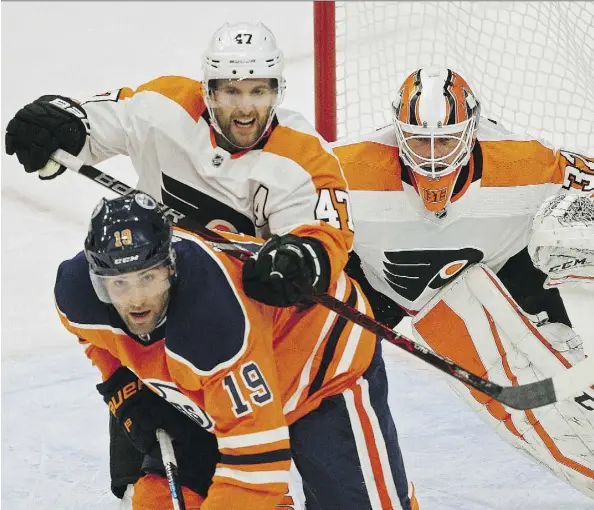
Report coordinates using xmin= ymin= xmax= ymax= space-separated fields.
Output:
xmin=210 ymin=79 xmax=278 ymax=148
xmin=405 ymin=135 xmax=462 ymax=173
xmin=103 ymin=265 xmax=173 ymax=336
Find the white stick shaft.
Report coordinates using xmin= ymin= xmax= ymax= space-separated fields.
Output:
xmin=51 ymin=148 xmax=84 ymax=171
xmin=156 ymin=429 xmax=186 ymax=510
xmin=553 ymin=356 xmax=594 ymax=401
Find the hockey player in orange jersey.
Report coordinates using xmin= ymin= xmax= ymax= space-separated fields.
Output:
xmin=334 ymin=67 xmax=594 ymax=499
xmin=6 ymin=22 xmax=358 ymax=500
xmin=54 ymin=192 xmax=418 ymax=510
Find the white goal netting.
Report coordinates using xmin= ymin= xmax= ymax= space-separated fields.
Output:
xmin=334 ymin=1 xmax=594 ymax=153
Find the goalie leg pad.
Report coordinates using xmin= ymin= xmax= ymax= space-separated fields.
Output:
xmin=412 ymin=263 xmax=594 ymax=498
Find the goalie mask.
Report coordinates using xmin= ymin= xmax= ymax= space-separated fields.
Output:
xmin=202 ymin=22 xmax=286 ymax=150
xmin=392 ymin=68 xmax=481 ymax=215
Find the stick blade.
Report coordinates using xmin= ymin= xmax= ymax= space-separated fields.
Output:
xmin=495 ymin=378 xmax=556 ymax=410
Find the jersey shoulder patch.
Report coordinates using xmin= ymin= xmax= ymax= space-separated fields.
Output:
xmin=54 ymin=252 xmax=111 ymax=326
xmin=264 ymin=122 xmax=344 ymax=187
xmin=135 ymin=75 xmax=207 ymax=122
xmin=479 ymin=139 xmax=559 ymax=187
xmin=334 ymin=140 xmax=403 ymax=192
xmin=166 ymin=239 xmax=248 ymax=374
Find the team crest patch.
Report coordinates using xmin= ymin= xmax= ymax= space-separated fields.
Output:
xmin=211 ymin=154 xmax=225 ymax=167
xmin=383 ymin=247 xmax=484 ymax=301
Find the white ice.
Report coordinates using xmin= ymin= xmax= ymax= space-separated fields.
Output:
xmin=2 ymin=3 xmax=593 ymax=509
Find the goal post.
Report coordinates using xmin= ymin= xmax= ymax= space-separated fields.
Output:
xmin=314 ymin=2 xmax=337 ymax=143
xmin=313 ymin=1 xmax=594 ymax=153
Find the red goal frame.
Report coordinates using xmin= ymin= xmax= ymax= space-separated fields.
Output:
xmin=313 ymin=1 xmax=337 ymax=142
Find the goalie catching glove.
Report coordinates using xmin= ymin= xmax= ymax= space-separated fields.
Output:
xmin=528 ymin=193 xmax=594 ymax=287
xmin=242 ymin=234 xmax=331 ymax=307
xmin=5 ymin=95 xmax=89 ymax=179
xmin=96 ymin=367 xmax=194 ymax=455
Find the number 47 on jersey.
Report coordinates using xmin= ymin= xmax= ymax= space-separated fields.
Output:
xmin=315 ymin=188 xmax=354 ymax=231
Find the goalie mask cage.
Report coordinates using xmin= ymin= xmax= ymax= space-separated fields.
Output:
xmin=313 ymin=1 xmax=594 ymax=154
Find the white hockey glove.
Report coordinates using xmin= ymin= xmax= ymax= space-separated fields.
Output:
xmin=528 ymin=193 xmax=594 ymax=287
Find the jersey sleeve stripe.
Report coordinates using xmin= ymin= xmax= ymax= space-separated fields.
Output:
xmin=214 ymin=467 xmax=291 ymax=486
xmin=333 ymin=142 xmax=404 ymax=192
xmin=333 ymin=281 xmax=367 ymax=377
xmin=283 ymin=273 xmax=349 ymax=414
xmin=308 ymin=285 xmax=358 ymax=397
xmin=217 ymin=426 xmax=290 ymax=449
xmin=134 ymin=76 xmax=207 ymax=122
xmin=220 ymin=448 xmax=292 ymax=466
xmin=218 ymin=460 xmax=292 ymax=475
xmin=57 ymin=306 xmax=127 ymax=335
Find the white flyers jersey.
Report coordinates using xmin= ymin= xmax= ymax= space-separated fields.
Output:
xmin=77 ymin=76 xmax=353 ymax=284
xmin=333 ymin=119 xmax=594 ymax=314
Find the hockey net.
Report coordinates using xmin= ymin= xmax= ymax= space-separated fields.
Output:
xmin=314 ymin=1 xmax=594 ymax=153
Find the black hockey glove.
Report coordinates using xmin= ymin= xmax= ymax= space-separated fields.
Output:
xmin=242 ymin=234 xmax=331 ymax=307
xmin=5 ymin=95 xmax=89 ymax=179
xmin=96 ymin=367 xmax=194 ymax=455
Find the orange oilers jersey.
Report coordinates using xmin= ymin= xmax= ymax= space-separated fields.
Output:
xmin=54 ymin=228 xmax=375 ymax=509
xmin=333 ymin=119 xmax=594 ymax=314
xmin=77 ymin=76 xmax=353 ymax=286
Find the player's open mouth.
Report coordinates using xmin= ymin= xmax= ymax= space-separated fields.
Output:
xmin=129 ymin=311 xmax=151 ymax=322
xmin=234 ymin=119 xmax=255 ymax=128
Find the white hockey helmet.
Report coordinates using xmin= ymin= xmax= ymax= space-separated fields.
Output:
xmin=392 ymin=68 xmax=481 ymax=213
xmin=202 ymin=22 xmax=286 ymax=148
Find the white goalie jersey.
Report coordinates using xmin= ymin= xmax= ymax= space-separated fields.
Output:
xmin=334 ymin=119 xmax=594 ymax=498
xmin=333 ymin=118 xmax=594 ymax=315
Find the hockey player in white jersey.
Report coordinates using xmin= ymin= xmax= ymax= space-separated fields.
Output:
xmin=334 ymin=67 xmax=594 ymax=499
xmin=5 ymin=22 xmax=380 ymax=507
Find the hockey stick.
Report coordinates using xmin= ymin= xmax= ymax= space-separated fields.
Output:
xmin=549 ymin=356 xmax=594 ymax=402
xmin=50 ymin=148 xmax=589 ymax=410
xmin=156 ymin=429 xmax=186 ymax=510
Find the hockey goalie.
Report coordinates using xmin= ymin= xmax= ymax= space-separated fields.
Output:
xmin=335 ymin=67 xmax=594 ymax=499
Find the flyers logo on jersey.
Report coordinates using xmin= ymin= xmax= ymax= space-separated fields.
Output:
xmin=383 ymin=247 xmax=484 ymax=301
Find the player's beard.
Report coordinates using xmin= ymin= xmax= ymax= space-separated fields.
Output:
xmin=216 ymin=107 xmax=272 ymax=149
xmin=113 ymin=289 xmax=170 ymax=337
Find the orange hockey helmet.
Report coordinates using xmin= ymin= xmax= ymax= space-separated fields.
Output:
xmin=392 ymin=68 xmax=481 ymax=215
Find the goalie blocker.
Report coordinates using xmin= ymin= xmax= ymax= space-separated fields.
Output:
xmin=411 ymin=263 xmax=594 ymax=499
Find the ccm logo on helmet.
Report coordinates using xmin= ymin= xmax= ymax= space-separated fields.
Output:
xmin=114 ymin=255 xmax=140 ymax=265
